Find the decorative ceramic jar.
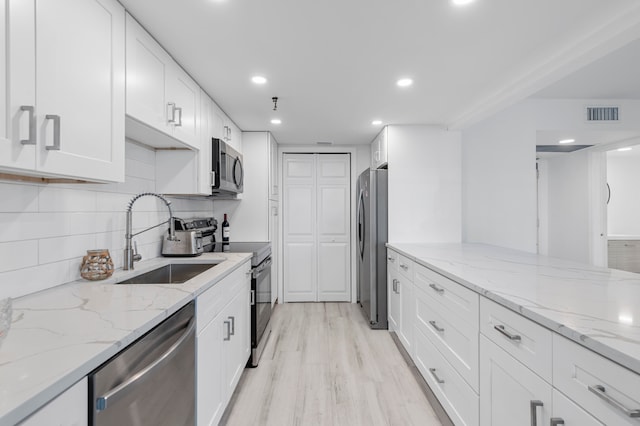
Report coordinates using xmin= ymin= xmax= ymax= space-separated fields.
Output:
xmin=80 ymin=249 xmax=115 ymax=281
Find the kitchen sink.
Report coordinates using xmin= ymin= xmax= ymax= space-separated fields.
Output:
xmin=117 ymin=262 xmax=220 ymax=284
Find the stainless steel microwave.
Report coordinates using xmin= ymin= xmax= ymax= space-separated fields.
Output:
xmin=212 ymin=138 xmax=244 ymax=196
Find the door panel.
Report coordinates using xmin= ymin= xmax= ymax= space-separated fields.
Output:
xmin=283 ymin=153 xmax=350 ymax=302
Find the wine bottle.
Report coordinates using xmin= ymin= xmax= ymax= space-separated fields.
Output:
xmin=222 ymin=213 xmax=230 ymax=242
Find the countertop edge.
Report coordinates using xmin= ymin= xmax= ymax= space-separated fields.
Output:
xmin=0 ymin=253 xmax=252 ymax=426
xmin=386 ymin=243 xmax=640 ymax=376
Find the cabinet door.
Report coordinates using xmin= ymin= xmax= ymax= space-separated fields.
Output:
xmin=19 ymin=378 xmax=88 ymax=426
xmin=167 ymin=65 xmax=200 ymax=149
xmin=552 ymin=389 xmax=604 ymax=426
xmin=197 ymin=317 xmax=225 ymax=426
xmin=223 ymin=283 xmax=249 ymax=396
xmin=125 ymin=14 xmax=171 ymax=134
xmin=35 ymin=0 xmax=125 ymax=182
xmin=388 ymin=268 xmax=401 ymax=333
xmin=269 ymin=199 xmax=279 ymax=305
xmin=398 ymin=274 xmax=414 ymax=353
xmin=480 ymin=335 xmax=551 ymax=426
xmin=269 ymin=134 xmax=279 ymax=200
xmin=2 ymin=0 xmax=37 ymax=171
xmin=211 ymin=103 xmax=226 ymax=140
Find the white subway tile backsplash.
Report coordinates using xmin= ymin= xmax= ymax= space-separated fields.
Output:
xmin=0 ymin=140 xmax=216 ymax=298
xmin=39 ymin=234 xmax=98 ymax=265
xmin=39 ymin=187 xmax=97 ymax=212
xmin=0 ymin=240 xmax=39 ymax=273
xmin=0 ymin=182 xmax=39 ymax=213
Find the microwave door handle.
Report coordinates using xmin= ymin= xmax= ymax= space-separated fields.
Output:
xmin=95 ymin=317 xmax=195 ymax=412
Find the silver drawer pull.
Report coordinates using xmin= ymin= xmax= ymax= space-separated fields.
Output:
xmin=588 ymin=384 xmax=640 ymax=418
xmin=429 ymin=368 xmax=445 ymax=384
xmin=20 ymin=106 xmax=36 ymax=145
xmin=223 ymin=320 xmax=231 ymax=341
xmin=550 ymin=418 xmax=565 ymax=426
xmin=429 ymin=283 xmax=444 ymax=294
xmin=530 ymin=400 xmax=543 ymax=426
xmin=45 ymin=115 xmax=61 ymax=150
xmin=494 ymin=324 xmax=521 ymax=342
xmin=387 ymin=256 xmax=395 ymax=262
xmin=400 ymin=263 xmax=409 ymax=270
xmin=429 ymin=320 xmax=445 ymax=332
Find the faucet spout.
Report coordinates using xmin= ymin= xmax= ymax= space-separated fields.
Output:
xmin=124 ymin=192 xmax=176 ymax=270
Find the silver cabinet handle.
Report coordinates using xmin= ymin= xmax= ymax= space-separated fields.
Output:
xmin=250 ymin=290 xmax=255 ymax=306
xmin=429 ymin=320 xmax=445 ymax=332
xmin=387 ymin=256 xmax=395 ymax=262
xmin=223 ymin=320 xmax=231 ymax=341
xmin=210 ymin=171 xmax=216 ymax=186
xmin=174 ymin=106 xmax=182 ymax=127
xmin=494 ymin=324 xmax=521 ymax=342
xmin=20 ymin=106 xmax=36 ymax=145
xmin=429 ymin=368 xmax=445 ymax=384
xmin=588 ymin=384 xmax=640 ymax=418
xmin=167 ymin=102 xmax=176 ymax=124
xmin=550 ymin=419 xmax=564 ymax=426
xmin=530 ymin=400 xmax=543 ymax=426
xmin=45 ymin=115 xmax=60 ymax=150
xmin=392 ymin=278 xmax=398 ymax=293
xmin=400 ymin=263 xmax=409 ymax=270
xmin=96 ymin=317 xmax=195 ymax=411
xmin=429 ymin=283 xmax=444 ymax=294
xmin=229 ymin=315 xmax=235 ymax=336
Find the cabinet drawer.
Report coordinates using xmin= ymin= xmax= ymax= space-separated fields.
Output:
xmin=386 ymin=249 xmax=398 ymax=272
xmin=415 ymin=264 xmax=478 ymax=324
xmin=197 ymin=262 xmax=250 ymax=333
xmin=414 ymin=326 xmax=479 ymax=426
xmin=553 ymin=334 xmax=640 ymax=425
xmin=415 ymin=283 xmax=479 ymax=391
xmin=553 ymin=389 xmax=604 ymax=426
xmin=480 ymin=298 xmax=552 ymax=382
xmin=397 ymin=254 xmax=414 ymax=280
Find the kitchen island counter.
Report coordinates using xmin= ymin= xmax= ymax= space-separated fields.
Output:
xmin=388 ymin=242 xmax=640 ymax=376
xmin=0 ymin=252 xmax=252 ymax=426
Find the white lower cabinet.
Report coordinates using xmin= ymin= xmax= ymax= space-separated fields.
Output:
xmin=197 ymin=261 xmax=251 ymax=426
xmin=387 ymin=250 xmax=414 ymax=354
xmin=18 ymin=378 xmax=87 ymax=426
xmin=415 ymin=326 xmax=479 ymax=425
xmin=552 ymin=389 xmax=603 ymax=425
xmin=479 ymin=335 xmax=552 ymax=426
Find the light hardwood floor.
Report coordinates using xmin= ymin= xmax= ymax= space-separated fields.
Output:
xmin=222 ymin=302 xmax=442 ymax=426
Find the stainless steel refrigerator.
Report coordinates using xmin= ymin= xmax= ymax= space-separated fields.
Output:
xmin=356 ymin=168 xmax=388 ymax=329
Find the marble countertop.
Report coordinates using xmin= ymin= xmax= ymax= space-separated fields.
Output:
xmin=0 ymin=252 xmax=252 ymax=426
xmin=388 ymin=243 xmax=640 ymax=376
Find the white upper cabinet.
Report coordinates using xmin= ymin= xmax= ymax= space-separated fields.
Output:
xmin=1 ymin=0 xmax=125 ymax=182
xmin=371 ymin=127 xmax=388 ymax=169
xmin=125 ymin=14 xmax=200 ymax=150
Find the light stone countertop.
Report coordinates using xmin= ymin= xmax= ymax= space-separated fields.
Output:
xmin=388 ymin=242 xmax=640 ymax=376
xmin=0 ymin=252 xmax=252 ymax=426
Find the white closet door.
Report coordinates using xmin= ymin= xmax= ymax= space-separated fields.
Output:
xmin=283 ymin=154 xmax=317 ymax=302
xmin=317 ymin=154 xmax=350 ymax=301
xmin=283 ymin=153 xmax=350 ymax=302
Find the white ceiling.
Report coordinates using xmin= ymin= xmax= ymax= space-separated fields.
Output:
xmin=118 ymin=0 xmax=640 ymax=146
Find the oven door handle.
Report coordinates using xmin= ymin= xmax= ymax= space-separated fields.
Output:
xmin=252 ymin=258 xmax=273 ymax=279
xmin=95 ymin=316 xmax=196 ymax=412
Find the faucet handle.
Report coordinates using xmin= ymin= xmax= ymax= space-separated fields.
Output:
xmin=133 ymin=241 xmax=142 ymax=262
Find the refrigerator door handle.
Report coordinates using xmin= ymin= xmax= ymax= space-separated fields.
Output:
xmin=357 ymin=190 xmax=365 ymax=259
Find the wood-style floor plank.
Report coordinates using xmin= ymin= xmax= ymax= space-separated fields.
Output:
xmin=223 ymin=302 xmax=442 ymax=426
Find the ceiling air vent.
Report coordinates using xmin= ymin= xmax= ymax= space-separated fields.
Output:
xmin=586 ymin=106 xmax=619 ymax=121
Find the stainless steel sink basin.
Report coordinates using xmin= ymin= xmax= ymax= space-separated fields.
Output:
xmin=117 ymin=263 xmax=220 ymax=284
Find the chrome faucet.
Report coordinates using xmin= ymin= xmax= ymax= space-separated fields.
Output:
xmin=124 ymin=192 xmax=177 ymax=270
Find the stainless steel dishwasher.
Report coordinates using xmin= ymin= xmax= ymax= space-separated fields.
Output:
xmin=89 ymin=301 xmax=195 ymax=426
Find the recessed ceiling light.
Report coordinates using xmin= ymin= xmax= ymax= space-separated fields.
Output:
xmin=558 ymin=139 xmax=575 ymax=144
xmin=251 ymin=76 xmax=267 ymax=84
xmin=396 ymin=78 xmax=413 ymax=87
xmin=271 ymin=119 xmax=281 ymax=125
xmin=617 ymin=147 xmax=632 ymax=152
xmin=372 ymin=120 xmax=382 ymax=125
xmin=452 ymin=0 xmax=475 ymax=5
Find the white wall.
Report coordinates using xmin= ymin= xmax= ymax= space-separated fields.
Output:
xmin=387 ymin=125 xmax=461 ymax=243
xmin=544 ymin=151 xmax=591 ymax=263
xmin=0 ymin=141 xmax=215 ymax=299
xmin=462 ymin=102 xmax=538 ymax=252
xmin=607 ymin=149 xmax=640 ymax=236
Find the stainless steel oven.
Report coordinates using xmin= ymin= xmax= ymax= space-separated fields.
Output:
xmin=250 ymin=254 xmax=272 ymax=367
